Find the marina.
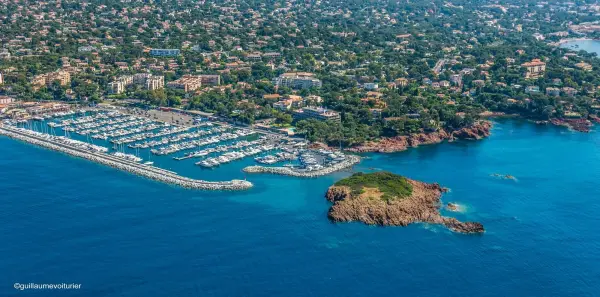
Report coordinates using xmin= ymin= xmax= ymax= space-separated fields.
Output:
xmin=0 ymin=107 xmax=359 ymax=189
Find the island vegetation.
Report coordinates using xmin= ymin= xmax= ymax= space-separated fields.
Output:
xmin=326 ymin=172 xmax=484 ymax=234
xmin=333 ymin=171 xmax=413 ymax=202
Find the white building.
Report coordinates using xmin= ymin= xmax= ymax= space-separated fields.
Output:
xmin=273 ymin=72 xmax=322 ymax=89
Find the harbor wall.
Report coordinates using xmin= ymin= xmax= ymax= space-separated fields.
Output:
xmin=0 ymin=125 xmax=253 ymax=191
xmin=243 ymin=155 xmax=361 ymax=177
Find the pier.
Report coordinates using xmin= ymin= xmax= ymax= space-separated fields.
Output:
xmin=243 ymin=155 xmax=361 ymax=177
xmin=0 ymin=125 xmax=253 ymax=191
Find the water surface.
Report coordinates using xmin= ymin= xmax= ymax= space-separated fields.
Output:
xmin=1 ymin=120 xmax=599 ymax=296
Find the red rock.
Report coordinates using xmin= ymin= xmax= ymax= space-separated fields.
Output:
xmin=347 ymin=121 xmax=492 ymax=153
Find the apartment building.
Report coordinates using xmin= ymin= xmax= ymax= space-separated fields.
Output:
xmin=167 ymin=75 xmax=202 ymax=92
xmin=31 ymin=70 xmax=71 ymax=89
xmin=146 ymin=76 xmax=165 ymax=90
xmin=150 ymin=49 xmax=180 ymax=57
xmin=109 ymin=74 xmax=164 ymax=94
xmin=199 ymin=75 xmax=221 ymax=86
xmin=273 ymin=72 xmax=322 ymax=89
xmin=292 ymin=106 xmax=340 ymax=122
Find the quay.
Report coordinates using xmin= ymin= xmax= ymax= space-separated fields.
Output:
xmin=242 ymin=154 xmax=361 ymax=178
xmin=0 ymin=125 xmax=253 ymax=191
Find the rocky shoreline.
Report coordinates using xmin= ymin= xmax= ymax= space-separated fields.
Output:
xmin=243 ymin=154 xmax=361 ymax=177
xmin=325 ymin=178 xmax=484 ymax=234
xmin=0 ymin=125 xmax=253 ymax=191
xmin=347 ymin=121 xmax=492 ymax=153
xmin=549 ymin=118 xmax=593 ymax=132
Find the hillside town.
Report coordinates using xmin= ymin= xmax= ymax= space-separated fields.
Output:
xmin=1 ymin=0 xmax=600 ymax=147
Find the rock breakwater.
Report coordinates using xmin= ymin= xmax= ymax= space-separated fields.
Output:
xmin=243 ymin=155 xmax=360 ymax=177
xmin=0 ymin=125 xmax=252 ymax=191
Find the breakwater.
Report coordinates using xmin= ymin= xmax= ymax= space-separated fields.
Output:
xmin=0 ymin=125 xmax=253 ymax=191
xmin=243 ymin=155 xmax=360 ymax=177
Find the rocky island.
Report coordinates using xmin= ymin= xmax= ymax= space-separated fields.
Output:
xmin=325 ymin=172 xmax=484 ymax=234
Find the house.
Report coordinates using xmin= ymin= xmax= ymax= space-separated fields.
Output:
xmin=575 ymin=62 xmax=593 ymax=71
xmin=522 ymin=59 xmax=546 ymax=79
xmin=546 ymin=87 xmax=560 ymax=97
xmin=525 ymin=86 xmax=540 ymax=94
xmin=562 ymin=87 xmax=578 ymax=96
xmin=363 ymin=83 xmax=379 ymax=90
xmin=394 ymin=78 xmax=409 ymax=87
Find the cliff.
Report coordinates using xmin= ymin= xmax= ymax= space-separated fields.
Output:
xmin=325 ymin=172 xmax=484 ymax=234
xmin=347 ymin=121 xmax=492 ymax=153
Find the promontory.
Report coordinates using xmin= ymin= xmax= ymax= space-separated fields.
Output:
xmin=325 ymin=171 xmax=484 ymax=234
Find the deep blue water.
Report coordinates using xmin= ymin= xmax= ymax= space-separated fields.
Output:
xmin=1 ymin=120 xmax=600 ymax=297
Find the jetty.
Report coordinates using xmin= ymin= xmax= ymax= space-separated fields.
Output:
xmin=0 ymin=125 xmax=253 ymax=191
xmin=243 ymin=154 xmax=361 ymax=177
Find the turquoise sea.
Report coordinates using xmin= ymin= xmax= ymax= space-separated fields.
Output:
xmin=1 ymin=119 xmax=600 ymax=296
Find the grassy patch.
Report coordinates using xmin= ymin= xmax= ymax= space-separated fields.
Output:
xmin=334 ymin=171 xmax=413 ymax=201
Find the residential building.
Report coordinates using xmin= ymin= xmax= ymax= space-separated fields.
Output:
xmin=31 ymin=70 xmax=71 ymax=89
xmin=292 ymin=106 xmax=340 ymax=122
xmin=109 ymin=74 xmax=164 ymax=94
xmin=395 ymin=78 xmax=409 ymax=87
xmin=546 ymin=87 xmax=560 ymax=97
xmin=133 ymin=73 xmax=152 ymax=84
xmin=562 ymin=87 xmax=578 ymax=96
xmin=273 ymin=100 xmax=292 ymax=111
xmin=0 ymin=72 xmax=3 ymax=85
xmin=146 ymin=76 xmax=165 ymax=90
xmin=150 ymin=49 xmax=180 ymax=57
xmin=0 ymin=50 xmax=10 ymax=59
xmin=108 ymin=81 xmax=126 ymax=94
xmin=522 ymin=59 xmax=546 ymax=79
xmin=363 ymin=83 xmax=379 ymax=90
xmin=473 ymin=80 xmax=485 ymax=87
xmin=0 ymin=96 xmax=14 ymax=104
xmin=199 ymin=75 xmax=221 ymax=85
xmin=525 ymin=85 xmax=540 ymax=94
xmin=167 ymin=75 xmax=202 ymax=92
xmin=273 ymin=72 xmax=322 ymax=89
xmin=575 ymin=62 xmax=593 ymax=71
xmin=263 ymin=52 xmax=281 ymax=59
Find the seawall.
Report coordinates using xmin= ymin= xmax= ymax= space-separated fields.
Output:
xmin=243 ymin=155 xmax=360 ymax=177
xmin=0 ymin=125 xmax=253 ymax=191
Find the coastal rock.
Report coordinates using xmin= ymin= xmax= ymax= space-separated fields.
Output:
xmin=347 ymin=121 xmax=492 ymax=153
xmin=550 ymin=118 xmax=592 ymax=132
xmin=441 ymin=218 xmax=485 ymax=234
xmin=325 ymin=186 xmax=352 ymax=202
xmin=446 ymin=202 xmax=459 ymax=211
xmin=449 ymin=121 xmax=492 ymax=140
xmin=589 ymin=114 xmax=600 ymax=124
xmin=326 ymin=174 xmax=484 ymax=234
